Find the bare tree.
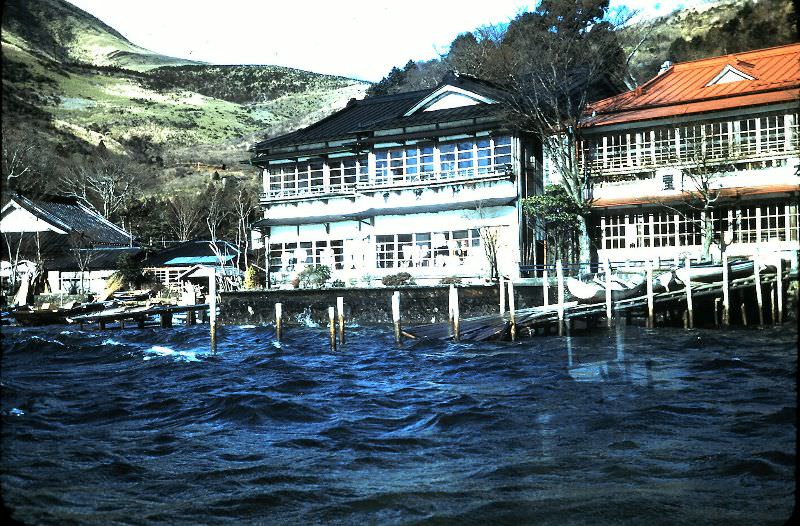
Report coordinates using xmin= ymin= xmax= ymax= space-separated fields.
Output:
xmin=167 ymin=194 xmax=203 ymax=242
xmin=67 ymin=231 xmax=96 ymax=294
xmin=205 ymin=182 xmax=231 ymax=243
xmin=231 ymin=179 xmax=258 ymax=269
xmin=1 ymin=127 xmax=54 ymax=198
xmin=62 ymin=155 xmax=138 ymax=219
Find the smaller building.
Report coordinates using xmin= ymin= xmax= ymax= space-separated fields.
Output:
xmin=142 ymin=240 xmax=242 ymax=290
xmin=0 ymin=193 xmax=140 ymax=295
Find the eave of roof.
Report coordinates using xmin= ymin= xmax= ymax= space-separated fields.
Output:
xmin=591 ymin=184 xmax=800 ymax=209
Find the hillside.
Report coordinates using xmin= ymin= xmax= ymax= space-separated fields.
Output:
xmin=621 ymin=0 xmax=797 ymax=84
xmin=1 ymin=0 xmax=369 ymax=189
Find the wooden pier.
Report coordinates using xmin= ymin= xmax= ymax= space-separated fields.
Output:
xmin=405 ymin=269 xmax=792 ymax=342
xmin=67 ymin=303 xmax=210 ymax=329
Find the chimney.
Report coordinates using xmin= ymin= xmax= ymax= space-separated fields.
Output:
xmin=658 ymin=61 xmax=672 ymax=75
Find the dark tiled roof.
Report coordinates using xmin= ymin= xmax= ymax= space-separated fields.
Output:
xmin=6 ymin=193 xmax=133 ymax=246
xmin=47 ymin=247 xmax=143 ymax=270
xmin=0 ymin=231 xmax=73 ymax=258
xmin=141 ymin=240 xmax=240 ymax=267
xmin=252 ymin=73 xmax=512 ymax=153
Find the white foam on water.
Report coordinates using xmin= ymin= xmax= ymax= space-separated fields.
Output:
xmin=296 ymin=307 xmax=319 ymax=328
xmin=9 ymin=408 xmax=25 ymax=416
xmin=102 ymin=338 xmax=125 ymax=346
xmin=31 ymin=335 xmax=64 ymax=346
xmin=143 ymin=345 xmax=200 ymax=362
xmin=239 ymin=324 xmax=257 ymax=329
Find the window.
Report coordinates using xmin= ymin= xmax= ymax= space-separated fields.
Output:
xmin=760 ymin=114 xmax=786 ymax=153
xmin=652 ymin=212 xmax=676 ymax=247
xmin=738 ymin=118 xmax=758 ymax=156
xmin=678 ymin=211 xmax=701 ymax=246
xmin=653 ymin=128 xmax=676 ymax=165
xmin=269 ymin=240 xmax=344 ymax=273
xmin=602 ymin=215 xmax=626 ymax=249
xmin=606 ymin=133 xmax=629 ymax=170
xmin=704 ymin=121 xmax=730 ymax=159
xmin=679 ymin=125 xmax=703 ymax=161
xmin=735 ymin=207 xmax=758 ymax=244
xmin=634 ymin=214 xmax=650 ymax=248
xmin=760 ymin=204 xmax=786 ymax=242
xmin=375 ymin=230 xmax=481 ymax=269
xmin=329 ymin=156 xmax=368 ymax=192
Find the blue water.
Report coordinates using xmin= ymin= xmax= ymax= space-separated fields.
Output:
xmin=1 ymin=323 xmax=796 ymax=525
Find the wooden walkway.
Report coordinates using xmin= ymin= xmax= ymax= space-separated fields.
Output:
xmin=405 ymin=272 xmax=788 ymax=342
xmin=67 ymin=303 xmax=209 ymax=328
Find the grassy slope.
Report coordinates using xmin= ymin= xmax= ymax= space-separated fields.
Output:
xmin=1 ymin=0 xmax=369 ymax=189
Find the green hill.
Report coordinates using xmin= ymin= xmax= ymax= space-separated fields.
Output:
xmin=1 ymin=0 xmax=369 ymax=187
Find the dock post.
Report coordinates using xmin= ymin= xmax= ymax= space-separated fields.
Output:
xmin=740 ymin=302 xmax=748 ymax=326
xmin=722 ymin=252 xmax=730 ymax=326
xmin=119 ymin=319 xmax=125 ymax=330
xmin=187 ymin=309 xmax=196 ymax=326
xmin=508 ymin=279 xmax=516 ymax=341
xmin=604 ymin=259 xmax=612 ymax=327
xmin=328 ymin=306 xmax=336 ymax=351
xmin=684 ymin=259 xmax=694 ymax=329
xmin=499 ymin=277 xmax=506 ymax=315
xmin=392 ymin=291 xmax=402 ymax=345
xmin=753 ymin=254 xmax=764 ymax=326
xmin=646 ymin=259 xmax=654 ymax=328
xmin=452 ymin=287 xmax=460 ymax=342
xmin=714 ymin=298 xmax=721 ymax=327
xmin=556 ymin=260 xmax=565 ymax=335
xmin=542 ymin=269 xmax=549 ymax=306
xmin=337 ymin=296 xmax=345 ymax=345
xmin=209 ymin=275 xmax=217 ymax=354
xmin=770 ymin=283 xmax=777 ymax=325
xmin=98 ymin=319 xmax=106 ymax=330
xmin=775 ymin=255 xmax=783 ymax=325
xmin=275 ymin=303 xmax=282 ymax=341
xmin=448 ymin=285 xmax=456 ymax=334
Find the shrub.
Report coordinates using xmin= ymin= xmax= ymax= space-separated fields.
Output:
xmin=330 ymin=279 xmax=345 ymax=288
xmin=297 ymin=265 xmax=331 ymax=288
xmin=439 ymin=276 xmax=462 ymax=285
xmin=381 ymin=272 xmax=414 ymax=287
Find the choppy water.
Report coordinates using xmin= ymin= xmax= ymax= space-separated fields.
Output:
xmin=1 ymin=322 xmax=796 ymax=525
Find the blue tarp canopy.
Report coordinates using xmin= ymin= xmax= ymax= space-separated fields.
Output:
xmin=163 ymin=255 xmax=235 ymax=266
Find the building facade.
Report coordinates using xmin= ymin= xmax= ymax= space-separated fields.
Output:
xmin=576 ymin=44 xmax=799 ymax=267
xmin=250 ymin=73 xmax=543 ymax=287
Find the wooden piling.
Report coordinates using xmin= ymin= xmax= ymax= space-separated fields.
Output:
xmin=753 ymin=255 xmax=763 ymax=326
xmin=119 ymin=319 xmax=125 ymax=330
xmin=448 ymin=285 xmax=456 ymax=334
xmin=452 ymin=286 xmax=460 ymax=342
xmin=770 ymin=283 xmax=777 ymax=325
xmin=722 ymin=252 xmax=730 ymax=327
xmin=507 ymin=279 xmax=516 ymax=341
xmin=542 ymin=269 xmax=549 ymax=307
xmin=275 ymin=303 xmax=282 ymax=341
xmin=209 ymin=275 xmax=217 ymax=354
xmin=98 ymin=319 xmax=106 ymax=330
xmin=337 ymin=296 xmax=345 ymax=344
xmin=499 ymin=277 xmax=506 ymax=315
xmin=775 ymin=255 xmax=783 ymax=325
xmin=603 ymin=259 xmax=612 ymax=327
xmin=714 ymin=298 xmax=721 ymax=327
xmin=392 ymin=291 xmax=401 ymax=345
xmin=646 ymin=260 xmax=654 ymax=328
xmin=328 ymin=306 xmax=336 ymax=351
xmin=684 ymin=259 xmax=694 ymax=329
xmin=186 ymin=309 xmax=196 ymax=326
xmin=740 ymin=302 xmax=748 ymax=326
xmin=556 ymin=260 xmax=565 ymax=335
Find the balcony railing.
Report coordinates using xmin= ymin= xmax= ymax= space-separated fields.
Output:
xmin=261 ymin=164 xmax=513 ymax=201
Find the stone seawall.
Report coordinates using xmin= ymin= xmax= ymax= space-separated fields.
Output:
xmin=219 ymin=285 xmax=544 ymax=326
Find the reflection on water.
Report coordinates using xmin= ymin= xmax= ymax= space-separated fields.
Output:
xmin=0 ymin=322 xmax=796 ymax=525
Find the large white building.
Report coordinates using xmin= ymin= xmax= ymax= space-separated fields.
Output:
xmin=250 ymin=73 xmax=545 ymax=286
xmin=577 ymin=43 xmax=799 ymax=267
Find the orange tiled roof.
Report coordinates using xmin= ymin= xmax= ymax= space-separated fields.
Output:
xmin=585 ymin=44 xmax=800 ymax=127
xmin=592 ymin=184 xmax=800 ymax=209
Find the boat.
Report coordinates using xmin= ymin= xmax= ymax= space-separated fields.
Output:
xmin=566 ymin=273 xmax=647 ymax=304
xmin=674 ymin=259 xmax=757 ymax=284
xmin=10 ymin=301 xmax=111 ymax=326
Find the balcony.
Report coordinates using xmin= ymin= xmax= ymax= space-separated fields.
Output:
xmin=260 ymin=164 xmax=513 ymax=203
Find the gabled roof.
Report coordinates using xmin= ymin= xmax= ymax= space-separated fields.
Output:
xmin=46 ymin=247 xmax=143 ymax=270
xmin=142 ymin=240 xmax=240 ymax=267
xmin=585 ymin=43 xmax=800 ymax=127
xmin=251 ymin=72 xmax=511 ymax=157
xmin=1 ymin=193 xmax=134 ymax=246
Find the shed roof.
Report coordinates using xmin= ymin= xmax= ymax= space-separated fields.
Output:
xmin=142 ymin=240 xmax=240 ymax=267
xmin=2 ymin=193 xmax=134 ymax=246
xmin=585 ymin=43 xmax=800 ymax=127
